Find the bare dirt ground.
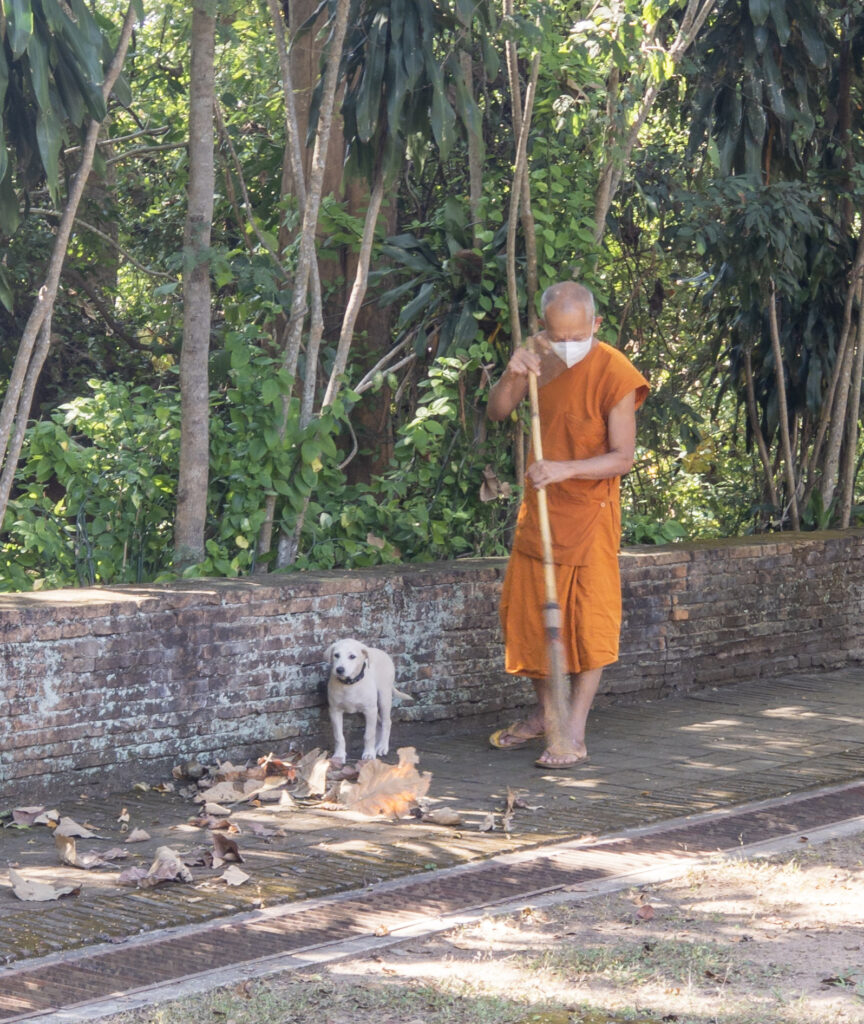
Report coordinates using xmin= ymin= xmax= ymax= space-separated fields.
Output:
xmin=102 ymin=833 xmax=864 ymax=1024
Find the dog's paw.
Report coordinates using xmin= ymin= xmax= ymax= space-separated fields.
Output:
xmin=374 ymin=745 xmax=389 ymax=757
xmin=329 ymin=756 xmax=345 ymax=770
xmin=360 ymin=751 xmax=377 ymax=761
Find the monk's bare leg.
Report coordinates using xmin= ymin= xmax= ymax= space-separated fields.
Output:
xmin=535 ymin=668 xmax=603 ymax=766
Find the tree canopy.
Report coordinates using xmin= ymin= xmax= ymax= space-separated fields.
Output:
xmin=0 ymin=0 xmax=862 ymax=591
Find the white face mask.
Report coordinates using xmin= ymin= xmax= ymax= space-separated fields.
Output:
xmin=550 ymin=337 xmax=594 ymax=367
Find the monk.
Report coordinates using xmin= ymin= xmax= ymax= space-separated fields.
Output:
xmin=487 ymin=281 xmax=649 ymax=768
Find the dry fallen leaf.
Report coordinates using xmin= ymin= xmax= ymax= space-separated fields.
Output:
xmin=117 ymin=866 xmax=150 ymax=886
xmin=212 ymin=832 xmax=244 ymax=867
xmin=124 ymin=828 xmax=151 ymax=844
xmin=12 ymin=806 xmax=45 ymax=826
xmin=100 ymin=847 xmax=129 ymax=862
xmin=173 ymin=759 xmax=207 ymax=782
xmin=33 ymin=808 xmax=60 ymax=826
xmin=54 ymin=833 xmax=104 ymax=869
xmin=293 ymin=748 xmax=331 ymax=798
xmin=479 ymin=464 xmax=512 ymax=502
xmin=244 ymin=822 xmax=276 ymax=838
xmin=55 ymin=817 xmax=99 ymax=839
xmin=219 ymin=865 xmax=250 ymax=887
xmin=478 ymin=813 xmax=497 ymax=832
xmin=140 ymin=846 xmax=193 ymax=887
xmin=210 ymin=819 xmax=240 ymax=833
xmin=209 ymin=761 xmax=249 ymax=782
xmin=339 ymin=748 xmax=431 ymax=818
xmin=636 ymin=904 xmax=656 ymax=921
xmin=257 ymin=753 xmax=297 ymax=779
xmin=196 ymin=781 xmax=258 ymax=805
xmin=8 ymin=868 xmax=80 ymax=902
xmin=204 ymin=801 xmax=233 ymax=817
xmin=421 ymin=808 xmax=463 ymax=827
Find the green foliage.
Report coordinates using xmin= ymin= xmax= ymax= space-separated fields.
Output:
xmin=0 ymin=380 xmax=179 ymax=591
xmin=686 ymin=0 xmax=835 ymax=179
xmin=0 ymin=340 xmax=519 ymax=588
xmin=308 ymin=0 xmax=497 ymax=183
xmin=295 ymin=342 xmax=519 ymax=568
xmin=0 ymin=0 xmax=118 ymax=213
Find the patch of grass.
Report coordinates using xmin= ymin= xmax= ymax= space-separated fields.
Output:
xmin=531 ymin=937 xmax=745 ymax=989
xmin=106 ymin=975 xmax=534 ymax=1024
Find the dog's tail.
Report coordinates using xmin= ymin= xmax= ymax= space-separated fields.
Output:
xmin=393 ymin=687 xmax=413 ymax=703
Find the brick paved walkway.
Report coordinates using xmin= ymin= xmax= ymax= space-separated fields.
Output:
xmin=1 ymin=666 xmax=862 ymax=967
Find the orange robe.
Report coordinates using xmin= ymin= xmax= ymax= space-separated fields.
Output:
xmin=500 ymin=342 xmax=649 ymax=677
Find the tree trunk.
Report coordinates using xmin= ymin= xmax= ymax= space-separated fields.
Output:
xmin=743 ymin=346 xmax=779 ymax=513
xmin=839 ymin=305 xmax=864 ymax=527
xmin=767 ymin=283 xmax=800 ymax=530
xmin=174 ymin=2 xmax=216 ymax=567
xmin=0 ymin=4 xmax=137 ymax=532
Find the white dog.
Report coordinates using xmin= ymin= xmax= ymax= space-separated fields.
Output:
xmin=325 ymin=638 xmax=411 ymax=764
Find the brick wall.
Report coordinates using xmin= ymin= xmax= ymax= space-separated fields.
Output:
xmin=1 ymin=529 xmax=862 ymax=796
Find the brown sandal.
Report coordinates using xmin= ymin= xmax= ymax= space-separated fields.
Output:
xmin=488 ymin=722 xmax=544 ymax=750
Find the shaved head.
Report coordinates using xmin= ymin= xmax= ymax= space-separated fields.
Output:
xmin=541 ymin=282 xmax=595 ymax=320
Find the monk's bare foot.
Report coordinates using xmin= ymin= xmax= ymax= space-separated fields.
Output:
xmin=534 ymin=746 xmax=589 ymax=770
xmin=489 ymin=719 xmax=544 ymax=750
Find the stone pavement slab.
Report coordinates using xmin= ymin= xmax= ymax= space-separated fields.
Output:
xmin=1 ymin=665 xmax=862 ymax=967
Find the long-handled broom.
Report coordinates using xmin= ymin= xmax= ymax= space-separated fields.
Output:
xmin=525 ymin=338 xmax=574 ymax=761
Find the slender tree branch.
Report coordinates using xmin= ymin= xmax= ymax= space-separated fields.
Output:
xmin=29 ymin=208 xmax=175 ymax=279
xmin=214 ymin=99 xmax=288 ymax=274
xmin=64 ymin=125 xmax=170 ymax=154
xmin=322 ymin=171 xmax=386 ymax=409
xmin=505 ymin=52 xmax=541 ymax=352
xmin=354 ymin=337 xmax=413 ymax=393
xmin=105 ymin=142 xmax=187 ymax=165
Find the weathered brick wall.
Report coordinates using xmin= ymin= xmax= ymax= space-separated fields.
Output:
xmin=1 ymin=529 xmax=862 ymax=796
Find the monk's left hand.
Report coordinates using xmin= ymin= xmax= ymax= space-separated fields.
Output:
xmin=527 ymin=460 xmax=574 ymax=488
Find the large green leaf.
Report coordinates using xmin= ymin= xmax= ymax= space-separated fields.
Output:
xmin=428 ymin=63 xmax=455 ymax=160
xmin=7 ymin=0 xmax=34 ymax=58
xmin=451 ymin=301 xmax=479 ymax=348
xmin=0 ymin=265 xmax=14 ymax=313
xmin=748 ymin=0 xmax=770 ymax=26
xmin=796 ymin=9 xmax=828 ymax=68
xmin=53 ymin=48 xmax=87 ymax=125
xmin=26 ymin=29 xmax=53 ymax=114
xmin=355 ymin=11 xmax=388 ymax=142
xmin=397 ymin=280 xmax=436 ymax=327
xmin=0 ymin=165 xmax=18 ymax=236
xmin=769 ymin=0 xmax=791 ymax=44
xmin=35 ymin=107 xmax=62 ymax=198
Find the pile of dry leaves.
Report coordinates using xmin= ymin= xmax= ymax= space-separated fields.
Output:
xmin=2 ymin=747 xmax=435 ymax=903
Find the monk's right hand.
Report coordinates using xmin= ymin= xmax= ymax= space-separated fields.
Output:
xmin=506 ymin=346 xmax=542 ymax=377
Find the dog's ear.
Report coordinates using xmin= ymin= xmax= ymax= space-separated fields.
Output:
xmin=325 ymin=643 xmax=335 ymax=661
xmin=360 ymin=646 xmax=369 ymax=659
